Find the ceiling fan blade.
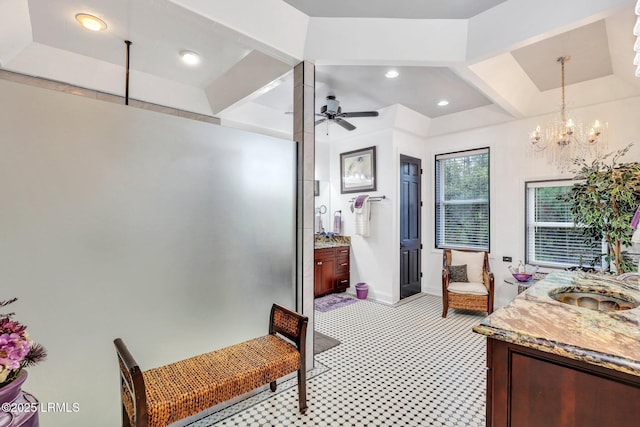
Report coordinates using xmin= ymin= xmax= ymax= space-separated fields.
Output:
xmin=335 ymin=118 xmax=356 ymax=131
xmin=341 ymin=111 xmax=379 ymax=118
xmin=315 ymin=118 xmax=327 ymax=125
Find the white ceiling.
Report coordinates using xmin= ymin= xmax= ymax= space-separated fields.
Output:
xmin=26 ymin=0 xmax=253 ymax=87
xmin=0 ymin=0 xmax=639 ymax=138
xmin=511 ymin=20 xmax=613 ymax=92
xmin=253 ymin=66 xmax=493 ymax=118
xmin=281 ymin=0 xmax=508 ymax=19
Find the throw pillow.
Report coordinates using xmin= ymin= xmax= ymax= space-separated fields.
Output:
xmin=448 ymin=264 xmax=469 ymax=283
xmin=451 ymin=250 xmax=484 ymax=283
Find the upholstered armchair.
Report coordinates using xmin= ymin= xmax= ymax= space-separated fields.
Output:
xmin=442 ymin=249 xmax=494 ymax=318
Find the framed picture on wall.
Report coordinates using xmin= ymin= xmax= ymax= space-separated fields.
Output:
xmin=340 ymin=146 xmax=376 ymax=194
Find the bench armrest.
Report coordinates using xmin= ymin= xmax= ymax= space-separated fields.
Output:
xmin=114 ymin=338 xmax=149 ymax=427
xmin=269 ymin=304 xmax=308 ymax=353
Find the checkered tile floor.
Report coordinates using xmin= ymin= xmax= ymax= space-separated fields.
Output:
xmin=189 ymin=294 xmax=487 ymax=426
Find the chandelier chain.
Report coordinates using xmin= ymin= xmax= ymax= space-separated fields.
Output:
xmin=559 ymin=56 xmax=567 ymax=122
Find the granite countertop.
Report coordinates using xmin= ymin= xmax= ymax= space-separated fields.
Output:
xmin=314 ymin=235 xmax=351 ymax=249
xmin=473 ymin=271 xmax=640 ymax=377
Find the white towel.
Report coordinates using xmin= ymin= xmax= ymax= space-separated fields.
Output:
xmin=632 ymin=228 xmax=640 ymax=244
xmin=354 ymin=195 xmax=371 ymax=237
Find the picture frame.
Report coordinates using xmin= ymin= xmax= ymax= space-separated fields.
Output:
xmin=340 ymin=146 xmax=377 ymax=194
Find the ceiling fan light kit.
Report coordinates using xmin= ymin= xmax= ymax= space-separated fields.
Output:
xmin=315 ymin=95 xmax=379 ymax=132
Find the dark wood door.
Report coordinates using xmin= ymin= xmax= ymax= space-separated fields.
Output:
xmin=400 ymin=154 xmax=421 ymax=299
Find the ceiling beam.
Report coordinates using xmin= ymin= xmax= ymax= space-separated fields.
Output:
xmin=169 ymin=0 xmax=308 ymax=65
xmin=305 ymin=18 xmax=468 ymax=65
xmin=467 ymin=0 xmax=634 ymax=61
xmin=205 ymin=50 xmax=291 ymax=115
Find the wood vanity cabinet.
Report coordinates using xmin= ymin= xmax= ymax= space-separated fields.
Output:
xmin=314 ymin=246 xmax=350 ymax=297
xmin=486 ymin=338 xmax=640 ymax=427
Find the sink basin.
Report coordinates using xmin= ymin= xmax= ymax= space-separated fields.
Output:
xmin=549 ymin=286 xmax=639 ymax=312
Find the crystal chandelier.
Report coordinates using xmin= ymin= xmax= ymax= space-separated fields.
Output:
xmin=529 ymin=56 xmax=607 ymax=171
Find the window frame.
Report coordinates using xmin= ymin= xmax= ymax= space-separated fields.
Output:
xmin=434 ymin=147 xmax=490 ymax=252
xmin=524 ymin=179 xmax=605 ymax=269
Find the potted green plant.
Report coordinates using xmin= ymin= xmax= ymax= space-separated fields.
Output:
xmin=564 ymin=145 xmax=640 ymax=273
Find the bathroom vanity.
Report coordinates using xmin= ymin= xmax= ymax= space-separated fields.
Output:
xmin=314 ymin=235 xmax=350 ymax=298
xmin=474 ymin=271 xmax=640 ymax=427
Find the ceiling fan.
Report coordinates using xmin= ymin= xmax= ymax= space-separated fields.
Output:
xmin=315 ymin=95 xmax=379 ymax=131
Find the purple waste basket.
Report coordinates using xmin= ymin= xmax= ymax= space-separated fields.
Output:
xmin=355 ymin=282 xmax=368 ymax=299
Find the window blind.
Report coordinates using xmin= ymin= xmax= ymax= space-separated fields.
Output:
xmin=525 ymin=180 xmax=603 ymax=268
xmin=435 ymin=148 xmax=489 ymax=250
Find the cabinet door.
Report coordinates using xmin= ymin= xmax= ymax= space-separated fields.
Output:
xmin=313 ymin=250 xmax=336 ymax=297
xmin=489 ymin=339 xmax=640 ymax=427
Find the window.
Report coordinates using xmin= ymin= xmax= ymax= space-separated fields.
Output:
xmin=525 ymin=180 xmax=603 ymax=268
xmin=435 ymin=148 xmax=489 ymax=250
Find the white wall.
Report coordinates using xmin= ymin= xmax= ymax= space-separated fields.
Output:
xmin=330 ymin=129 xmax=396 ymax=303
xmin=423 ymin=96 xmax=640 ymax=308
xmin=321 ymin=98 xmax=640 ymax=307
xmin=0 ymin=79 xmax=297 ymax=426
xmin=327 ymin=106 xmax=429 ymax=304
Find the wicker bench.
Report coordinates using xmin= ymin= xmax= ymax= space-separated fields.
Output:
xmin=114 ymin=304 xmax=308 ymax=427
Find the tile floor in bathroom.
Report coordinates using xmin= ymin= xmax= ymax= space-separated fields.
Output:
xmin=188 ymin=294 xmax=487 ymax=427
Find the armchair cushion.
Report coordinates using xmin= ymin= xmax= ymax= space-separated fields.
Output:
xmin=448 ymin=265 xmax=469 ymax=283
xmin=451 ymin=250 xmax=484 ymax=283
xmin=448 ymin=281 xmax=488 ymax=296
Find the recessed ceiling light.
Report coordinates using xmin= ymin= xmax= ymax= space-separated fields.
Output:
xmin=179 ymin=50 xmax=200 ymax=66
xmin=437 ymin=100 xmax=449 ymax=107
xmin=75 ymin=13 xmax=107 ymax=32
xmin=385 ymin=70 xmax=399 ymax=79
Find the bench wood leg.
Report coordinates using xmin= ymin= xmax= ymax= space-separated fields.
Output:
xmin=122 ymin=405 xmax=132 ymax=427
xmin=297 ymin=367 xmax=307 ymax=414
xmin=270 ymin=381 xmax=277 ymax=392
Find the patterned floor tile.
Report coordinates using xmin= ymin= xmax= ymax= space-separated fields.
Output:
xmin=189 ymin=294 xmax=487 ymax=427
